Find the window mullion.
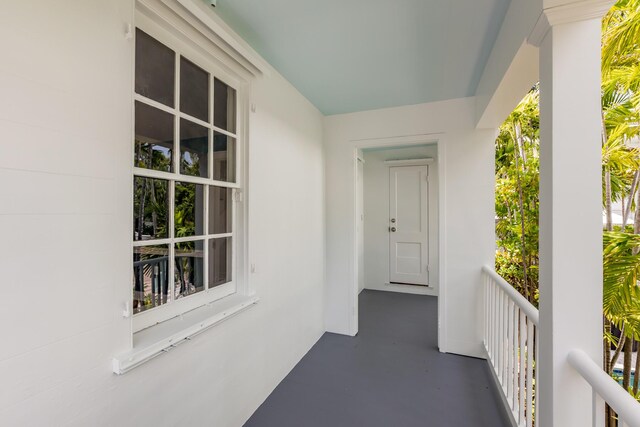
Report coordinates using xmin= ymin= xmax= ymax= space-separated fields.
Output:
xmin=169 ymin=50 xmax=180 ymax=305
xmin=210 ymin=72 xmax=215 ymax=183
xmin=204 ymin=185 xmax=210 ymax=290
xmin=168 ymin=181 xmax=175 ymax=303
xmin=173 ymin=51 xmax=180 ymax=175
xmin=232 ymin=188 xmax=237 ymax=284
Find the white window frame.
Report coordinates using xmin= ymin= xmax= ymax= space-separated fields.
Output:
xmin=131 ymin=13 xmax=249 ymax=333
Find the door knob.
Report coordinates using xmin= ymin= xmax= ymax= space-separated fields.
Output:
xmin=390 ymin=227 xmax=397 ymax=232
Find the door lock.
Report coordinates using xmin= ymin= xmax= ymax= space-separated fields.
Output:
xmin=390 ymin=218 xmax=396 ymax=223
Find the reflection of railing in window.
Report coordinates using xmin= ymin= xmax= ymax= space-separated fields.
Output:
xmin=133 ymin=256 xmax=169 ymax=313
xmin=175 ymin=251 xmax=204 ymax=298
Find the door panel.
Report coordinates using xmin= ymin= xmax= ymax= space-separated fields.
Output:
xmin=389 ymin=165 xmax=428 ymax=285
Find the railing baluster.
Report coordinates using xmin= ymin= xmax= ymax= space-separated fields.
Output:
xmin=512 ymin=302 xmax=520 ymax=410
xmin=506 ymin=301 xmax=514 ymax=402
xmin=487 ymin=278 xmax=494 ymax=363
xmin=535 ymin=326 xmax=539 ymax=427
xmin=491 ymin=280 xmax=496 ymax=364
xmin=483 ymin=275 xmax=487 ymax=349
xmin=152 ymin=264 xmax=158 ymax=306
xmin=519 ymin=309 xmax=525 ymax=424
xmin=499 ymin=288 xmax=505 ymax=383
xmin=503 ymin=289 xmax=509 ymax=388
xmin=527 ymin=319 xmax=534 ymax=427
xmin=592 ymin=390 xmax=604 ymax=427
xmin=497 ymin=287 xmax=502 ymax=378
xmin=482 ymin=267 xmax=541 ymax=427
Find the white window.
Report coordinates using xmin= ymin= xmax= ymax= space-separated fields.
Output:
xmin=131 ymin=25 xmax=244 ymax=332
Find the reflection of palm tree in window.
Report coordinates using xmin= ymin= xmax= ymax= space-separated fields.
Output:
xmin=174 ymin=182 xmax=204 ymax=298
xmin=133 ymin=177 xmax=169 ymax=311
xmin=180 ymin=119 xmax=209 ymax=178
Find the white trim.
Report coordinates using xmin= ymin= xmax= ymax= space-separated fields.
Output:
xmin=436 ymin=138 xmax=447 ymax=353
xmin=351 ymin=134 xmax=445 ymax=349
xmin=133 ymin=167 xmax=241 ymax=188
xmin=528 ymin=0 xmax=614 ymax=46
xmin=172 ymin=0 xmax=270 ymax=76
xmin=135 ymin=5 xmax=246 ymax=90
xmin=134 ymin=281 xmax=236 ymax=331
xmin=113 ymin=294 xmax=259 ymax=374
xmin=129 ymin=2 xmax=249 ymax=335
xmin=352 ymin=133 xmax=441 ymax=149
xmin=383 ymin=158 xmax=434 ymax=166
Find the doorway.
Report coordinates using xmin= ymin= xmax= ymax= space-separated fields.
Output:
xmin=357 ymin=144 xmax=439 ymax=297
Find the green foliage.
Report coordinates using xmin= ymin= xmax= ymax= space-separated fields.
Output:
xmin=602 ymin=0 xmax=640 ymax=208
xmin=604 ymin=232 xmax=640 ymax=339
xmin=494 ymin=0 xmax=640 ymax=409
xmin=495 ymin=88 xmax=540 ymax=305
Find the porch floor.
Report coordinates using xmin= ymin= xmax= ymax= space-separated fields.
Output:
xmin=245 ymin=290 xmax=509 ymax=427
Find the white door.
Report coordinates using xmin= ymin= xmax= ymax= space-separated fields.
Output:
xmin=389 ymin=165 xmax=429 ymax=285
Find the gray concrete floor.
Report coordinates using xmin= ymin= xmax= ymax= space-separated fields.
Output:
xmin=245 ymin=290 xmax=510 ymax=427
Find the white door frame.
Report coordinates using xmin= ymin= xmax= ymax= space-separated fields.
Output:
xmin=351 ymin=133 xmax=447 ymax=352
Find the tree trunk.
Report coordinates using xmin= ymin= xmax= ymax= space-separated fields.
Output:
xmin=634 ymin=342 xmax=640 ymax=396
xmin=605 ymin=168 xmax=613 ymax=231
xmin=605 ymin=317 xmax=614 ymax=427
xmin=603 ymin=112 xmax=613 ymax=232
xmin=624 ymin=171 xmax=640 ymax=229
xmin=150 ymin=178 xmax=158 ymax=235
xmin=609 ymin=324 xmax=626 ymax=374
xmin=513 ymin=122 xmax=530 ymax=302
xmin=624 ymin=337 xmax=633 ymax=391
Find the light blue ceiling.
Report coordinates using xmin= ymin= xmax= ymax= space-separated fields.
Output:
xmin=215 ymin=0 xmax=511 ymax=115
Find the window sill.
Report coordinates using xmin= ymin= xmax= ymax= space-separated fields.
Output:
xmin=112 ymin=294 xmax=259 ymax=374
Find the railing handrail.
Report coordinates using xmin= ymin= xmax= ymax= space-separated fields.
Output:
xmin=482 ymin=265 xmax=539 ymax=326
xmin=568 ymin=349 xmax=640 ymax=427
xmin=133 ymin=256 xmax=169 ymax=267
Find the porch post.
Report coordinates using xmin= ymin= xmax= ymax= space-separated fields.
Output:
xmin=530 ymin=1 xmax=613 ymax=426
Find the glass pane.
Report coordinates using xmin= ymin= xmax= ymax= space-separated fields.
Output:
xmin=133 ymin=177 xmax=169 ymax=241
xmin=175 ymin=240 xmax=205 ymax=299
xmin=213 ymin=132 xmax=236 ymax=182
xmin=135 ymin=29 xmax=175 ymax=107
xmin=209 ymin=186 xmax=232 ymax=234
xmin=214 ymin=78 xmax=236 ymax=132
xmin=175 ymin=182 xmax=205 ymax=237
xmin=209 ymin=237 xmax=231 ymax=288
xmin=133 ymin=245 xmax=169 ymax=314
xmin=135 ymin=101 xmax=174 ymax=172
xmin=180 ymin=57 xmax=209 ymax=122
xmin=180 ymin=119 xmax=209 ymax=177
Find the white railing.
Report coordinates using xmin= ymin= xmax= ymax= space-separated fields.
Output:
xmin=568 ymin=349 xmax=640 ymax=427
xmin=482 ymin=266 xmax=539 ymax=427
xmin=483 ymin=265 xmax=640 ymax=427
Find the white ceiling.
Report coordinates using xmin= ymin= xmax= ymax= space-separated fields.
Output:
xmin=215 ymin=0 xmax=511 ymax=115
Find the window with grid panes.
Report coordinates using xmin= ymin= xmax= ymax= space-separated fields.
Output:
xmin=132 ymin=28 xmax=239 ymax=328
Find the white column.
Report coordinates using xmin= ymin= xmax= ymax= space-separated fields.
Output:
xmin=529 ymin=1 xmax=613 ymax=426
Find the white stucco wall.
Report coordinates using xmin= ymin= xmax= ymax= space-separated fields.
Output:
xmin=362 ymin=145 xmax=439 ymax=297
xmin=0 ymin=2 xmax=324 ymax=426
xmin=324 ymin=98 xmax=496 ymax=357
